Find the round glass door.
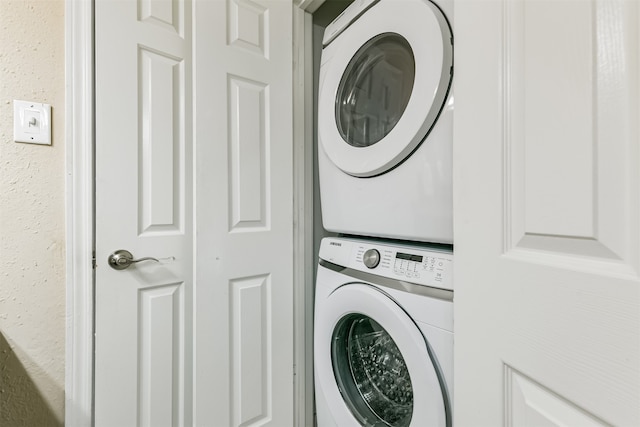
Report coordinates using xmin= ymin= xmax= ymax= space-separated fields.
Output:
xmin=317 ymin=0 xmax=453 ymax=177
xmin=314 ymin=282 xmax=450 ymax=426
xmin=332 ymin=313 xmax=413 ymax=427
xmin=336 ymin=33 xmax=415 ymax=148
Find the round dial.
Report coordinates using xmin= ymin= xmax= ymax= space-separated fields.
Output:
xmin=363 ymin=249 xmax=381 ymax=269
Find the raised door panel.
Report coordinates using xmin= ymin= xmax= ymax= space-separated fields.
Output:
xmin=139 ymin=48 xmax=185 ymax=235
xmin=138 ymin=283 xmax=185 ymax=427
xmin=228 ymin=75 xmax=269 ymax=231
xmin=229 ymin=0 xmax=268 ymax=58
xmin=139 ymin=0 xmax=184 ymax=35
xmin=505 ymin=367 xmax=608 ymax=427
xmin=504 ymin=0 xmax=640 ymax=278
xmin=230 ymin=275 xmax=272 ymax=426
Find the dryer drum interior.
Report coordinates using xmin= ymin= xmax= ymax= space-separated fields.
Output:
xmin=336 ymin=33 xmax=416 ymax=149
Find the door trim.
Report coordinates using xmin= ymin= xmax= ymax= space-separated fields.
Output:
xmin=293 ymin=6 xmax=316 ymax=427
xmin=65 ymin=1 xmax=315 ymax=425
xmin=65 ymin=0 xmax=94 ymax=424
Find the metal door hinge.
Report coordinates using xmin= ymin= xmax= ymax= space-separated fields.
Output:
xmin=92 ymin=251 xmax=97 ymax=269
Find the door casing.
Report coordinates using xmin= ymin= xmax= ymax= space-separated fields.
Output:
xmin=64 ymin=0 xmax=318 ymax=425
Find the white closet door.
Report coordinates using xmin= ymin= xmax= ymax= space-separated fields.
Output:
xmin=454 ymin=0 xmax=640 ymax=425
xmin=192 ymin=0 xmax=294 ymax=425
xmin=94 ymin=0 xmax=295 ymax=425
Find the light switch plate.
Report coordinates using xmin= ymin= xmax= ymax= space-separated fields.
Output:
xmin=14 ymin=100 xmax=52 ymax=145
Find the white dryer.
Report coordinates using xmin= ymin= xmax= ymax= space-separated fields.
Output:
xmin=314 ymin=237 xmax=453 ymax=427
xmin=318 ymin=0 xmax=454 ymax=244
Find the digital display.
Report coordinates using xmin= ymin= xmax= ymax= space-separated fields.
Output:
xmin=395 ymin=252 xmax=423 ymax=262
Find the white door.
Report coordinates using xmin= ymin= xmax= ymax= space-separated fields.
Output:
xmin=454 ymin=0 xmax=640 ymax=425
xmin=94 ymin=0 xmax=294 ymax=425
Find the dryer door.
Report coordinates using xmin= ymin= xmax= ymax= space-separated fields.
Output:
xmin=318 ymin=0 xmax=452 ymax=177
xmin=315 ymin=283 xmax=451 ymax=427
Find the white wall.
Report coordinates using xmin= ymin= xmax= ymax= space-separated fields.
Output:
xmin=0 ymin=0 xmax=66 ymax=425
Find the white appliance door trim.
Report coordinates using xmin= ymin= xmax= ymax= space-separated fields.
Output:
xmin=315 ymin=281 xmax=450 ymax=427
xmin=318 ymin=0 xmax=452 ymax=177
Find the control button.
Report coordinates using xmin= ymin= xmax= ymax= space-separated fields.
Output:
xmin=363 ymin=249 xmax=381 ymax=269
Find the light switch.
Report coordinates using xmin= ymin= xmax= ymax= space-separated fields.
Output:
xmin=14 ymin=100 xmax=52 ymax=145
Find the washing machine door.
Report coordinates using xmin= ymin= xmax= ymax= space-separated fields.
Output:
xmin=315 ymin=283 xmax=451 ymax=427
xmin=318 ymin=0 xmax=453 ymax=177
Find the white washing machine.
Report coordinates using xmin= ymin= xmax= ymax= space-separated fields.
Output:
xmin=318 ymin=0 xmax=454 ymax=244
xmin=314 ymin=237 xmax=453 ymax=427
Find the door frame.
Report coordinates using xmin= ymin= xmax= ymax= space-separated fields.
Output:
xmin=64 ymin=0 xmax=318 ymax=425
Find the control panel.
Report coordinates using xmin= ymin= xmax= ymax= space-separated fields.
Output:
xmin=319 ymin=237 xmax=453 ymax=291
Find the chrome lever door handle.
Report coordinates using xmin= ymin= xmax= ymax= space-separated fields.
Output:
xmin=108 ymin=249 xmax=159 ymax=270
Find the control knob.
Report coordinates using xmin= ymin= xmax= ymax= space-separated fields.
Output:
xmin=363 ymin=249 xmax=380 ymax=269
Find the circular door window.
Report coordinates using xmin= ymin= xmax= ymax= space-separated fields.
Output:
xmin=314 ymin=282 xmax=450 ymax=426
xmin=332 ymin=313 xmax=413 ymax=427
xmin=336 ymin=33 xmax=415 ymax=148
xmin=317 ymin=0 xmax=453 ymax=177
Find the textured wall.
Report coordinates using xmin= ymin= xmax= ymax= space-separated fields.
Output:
xmin=0 ymin=0 xmax=65 ymax=425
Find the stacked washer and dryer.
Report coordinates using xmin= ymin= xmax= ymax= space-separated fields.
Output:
xmin=314 ymin=0 xmax=455 ymax=426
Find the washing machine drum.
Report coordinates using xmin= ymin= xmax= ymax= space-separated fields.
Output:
xmin=316 ymin=283 xmax=451 ymax=426
xmin=332 ymin=314 xmax=416 ymax=426
xmin=319 ymin=0 xmax=453 ymax=177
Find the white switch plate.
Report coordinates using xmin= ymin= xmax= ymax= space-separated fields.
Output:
xmin=14 ymin=100 xmax=52 ymax=145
